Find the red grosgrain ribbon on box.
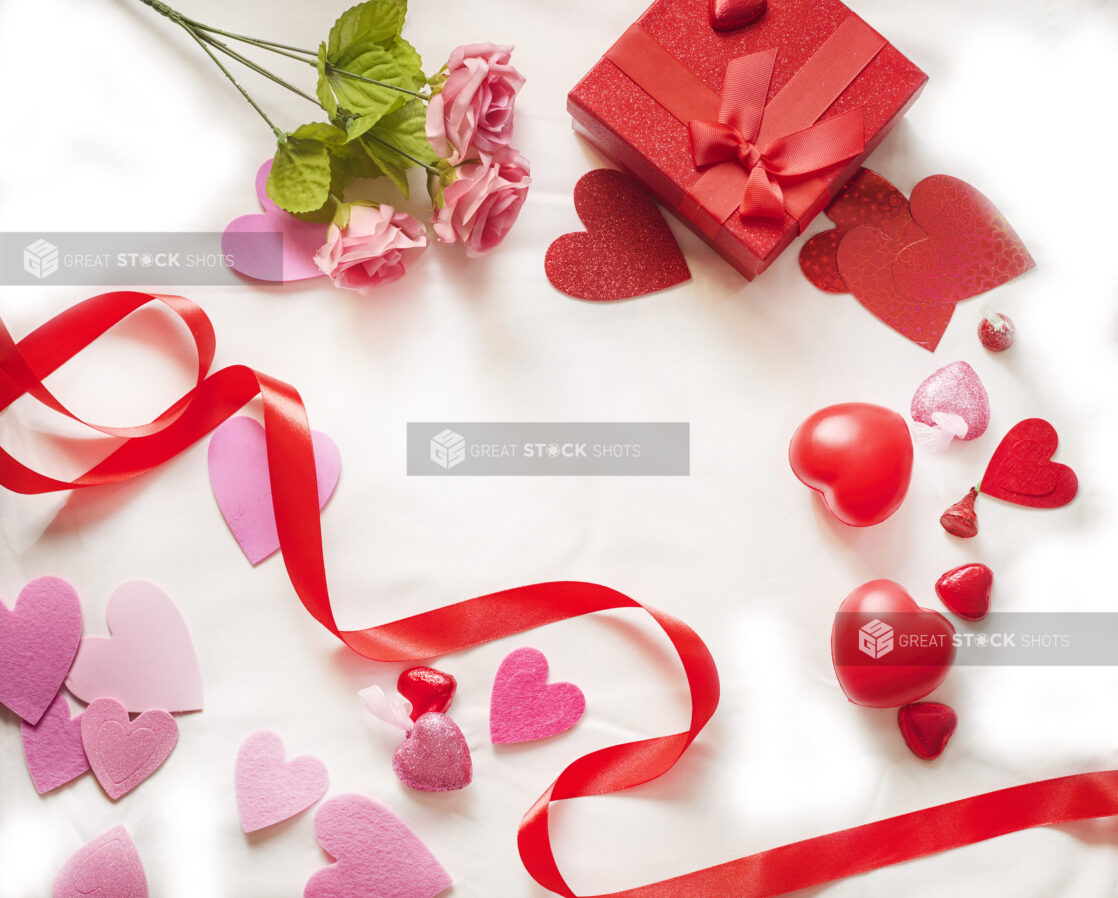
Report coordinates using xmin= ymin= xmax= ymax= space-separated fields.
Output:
xmin=4 ymin=293 xmax=1118 ymax=896
xmin=605 ymin=15 xmax=884 ymax=236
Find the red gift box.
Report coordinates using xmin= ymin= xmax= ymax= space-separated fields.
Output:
xmin=568 ymin=0 xmax=928 ymax=279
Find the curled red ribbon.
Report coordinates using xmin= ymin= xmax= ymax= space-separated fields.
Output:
xmin=4 ymin=292 xmax=1118 ymax=896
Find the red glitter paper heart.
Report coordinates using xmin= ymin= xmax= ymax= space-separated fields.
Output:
xmin=895 ymin=176 xmax=1034 ymax=306
xmin=935 ymin=563 xmax=993 ymax=621
xmin=837 ymin=226 xmax=955 ymax=351
xmin=545 ymin=169 xmax=690 ymax=302
xmin=898 ymin=702 xmax=957 ymax=760
xmin=981 ymin=419 xmax=1078 ymax=508
xmin=800 ymin=169 xmax=914 ymax=294
xmin=709 ymin=0 xmax=766 ymax=31
xmin=397 ymin=666 xmax=457 ymax=721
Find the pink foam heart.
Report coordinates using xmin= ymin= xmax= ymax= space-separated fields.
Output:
xmin=490 ymin=647 xmax=585 ymax=744
xmin=222 ymin=159 xmax=329 ymax=282
xmin=81 ymin=698 xmax=178 ymax=801
xmin=66 ymin=581 xmax=203 ymax=713
xmin=21 ymin=692 xmax=89 ymax=794
xmin=208 ymin=416 xmax=341 ymax=565
xmin=53 ymin=826 xmax=148 ymax=898
xmin=306 ymin=793 xmax=452 ymax=898
xmin=0 ymin=576 xmax=82 ymax=725
xmin=392 ymin=712 xmax=473 ymax=792
xmin=236 ymin=730 xmax=329 ymax=832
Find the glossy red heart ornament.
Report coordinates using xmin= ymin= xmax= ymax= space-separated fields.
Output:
xmin=789 ymin=403 xmax=914 ymax=527
xmin=935 ymin=563 xmax=993 ymax=621
xmin=898 ymin=701 xmax=957 ymax=760
xmin=709 ymin=0 xmax=766 ymax=31
xmin=397 ymin=667 xmax=457 ymax=721
xmin=832 ymin=580 xmax=956 ymax=708
xmin=981 ymin=419 xmax=1078 ymax=508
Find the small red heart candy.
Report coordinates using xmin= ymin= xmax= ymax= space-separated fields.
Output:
xmin=709 ymin=0 xmax=766 ymax=31
xmin=898 ymin=701 xmax=957 ymax=760
xmin=397 ymin=667 xmax=457 ymax=721
xmin=935 ymin=563 xmax=993 ymax=621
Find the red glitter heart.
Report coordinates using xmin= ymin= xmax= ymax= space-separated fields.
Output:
xmin=397 ymin=667 xmax=457 ymax=721
xmin=709 ymin=0 xmax=766 ymax=31
xmin=898 ymin=702 xmax=957 ymax=760
xmin=935 ymin=563 xmax=993 ymax=621
xmin=546 ymin=169 xmax=690 ymax=302
xmin=981 ymin=419 xmax=1078 ymax=508
xmin=894 ymin=176 xmax=1034 ymax=306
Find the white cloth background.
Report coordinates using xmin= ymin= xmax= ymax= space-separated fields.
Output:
xmin=2 ymin=0 xmax=1118 ymax=895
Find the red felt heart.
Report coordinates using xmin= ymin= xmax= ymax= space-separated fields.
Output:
xmin=837 ymin=226 xmax=956 ymax=351
xmin=709 ymin=0 xmax=766 ymax=31
xmin=397 ymin=667 xmax=457 ymax=721
xmin=898 ymin=701 xmax=957 ymax=760
xmin=831 ymin=579 xmax=955 ymax=708
xmin=935 ymin=563 xmax=993 ymax=621
xmin=894 ymin=176 xmax=1034 ymax=306
xmin=546 ymin=169 xmax=690 ymax=302
xmin=981 ymin=419 xmax=1078 ymax=508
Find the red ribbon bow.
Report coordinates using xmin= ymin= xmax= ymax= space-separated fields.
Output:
xmin=687 ymin=48 xmax=867 ymax=222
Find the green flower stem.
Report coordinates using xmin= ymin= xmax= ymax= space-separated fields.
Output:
xmin=366 ymin=133 xmax=439 ymax=174
xmin=192 ymin=28 xmax=318 ymax=106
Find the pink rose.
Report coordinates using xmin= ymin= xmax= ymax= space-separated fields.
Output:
xmin=433 ymin=147 xmax=531 ymax=257
xmin=313 ymin=204 xmax=427 ymax=293
xmin=426 ymin=43 xmax=525 ymax=164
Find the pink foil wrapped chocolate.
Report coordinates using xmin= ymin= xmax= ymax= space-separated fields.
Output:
xmin=568 ymin=0 xmax=927 ymax=279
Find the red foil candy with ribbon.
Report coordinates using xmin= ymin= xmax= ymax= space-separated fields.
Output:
xmin=568 ymin=0 xmax=927 ymax=279
xmin=5 ymin=293 xmax=1118 ymax=896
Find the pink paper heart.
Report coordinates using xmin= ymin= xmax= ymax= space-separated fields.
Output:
xmin=490 ymin=647 xmax=585 ymax=744
xmin=81 ymin=698 xmax=178 ymax=800
xmin=222 ymin=160 xmax=329 ymax=282
xmin=0 ymin=576 xmax=82 ymax=725
xmin=392 ymin=713 xmax=472 ymax=792
xmin=235 ymin=730 xmax=329 ymax=832
xmin=306 ymin=793 xmax=452 ymax=898
xmin=208 ymin=416 xmax=341 ymax=565
xmin=66 ymin=581 xmax=203 ymax=713
xmin=53 ymin=826 xmax=148 ymax=898
xmin=21 ymin=692 xmax=89 ymax=794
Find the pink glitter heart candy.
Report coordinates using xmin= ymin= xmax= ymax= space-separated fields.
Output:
xmin=392 ymin=713 xmax=472 ymax=792
xmin=911 ymin=361 xmax=990 ymax=444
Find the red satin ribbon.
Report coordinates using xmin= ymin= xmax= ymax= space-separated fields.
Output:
xmin=4 ymin=292 xmax=1118 ymax=896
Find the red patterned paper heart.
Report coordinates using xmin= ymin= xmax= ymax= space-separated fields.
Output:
xmin=894 ymin=175 xmax=1034 ymax=305
xmin=397 ymin=667 xmax=456 ymax=721
xmin=935 ymin=563 xmax=993 ymax=621
xmin=898 ymin=701 xmax=957 ymax=760
xmin=981 ymin=419 xmax=1078 ymax=508
xmin=546 ymin=169 xmax=690 ymax=302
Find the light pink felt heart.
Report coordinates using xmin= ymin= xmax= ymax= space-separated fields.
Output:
xmin=66 ymin=581 xmax=203 ymax=713
xmin=208 ymin=416 xmax=341 ymax=565
xmin=53 ymin=826 xmax=148 ymax=898
xmin=490 ymin=647 xmax=585 ymax=744
xmin=21 ymin=692 xmax=89 ymax=794
xmin=222 ymin=160 xmax=329 ymax=282
xmin=81 ymin=698 xmax=179 ymax=801
xmin=0 ymin=576 xmax=82 ymax=725
xmin=235 ymin=730 xmax=329 ymax=832
xmin=306 ymin=793 xmax=453 ymax=898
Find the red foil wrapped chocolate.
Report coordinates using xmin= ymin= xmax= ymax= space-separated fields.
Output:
xmin=568 ymin=0 xmax=927 ymax=279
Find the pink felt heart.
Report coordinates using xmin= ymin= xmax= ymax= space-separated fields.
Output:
xmin=208 ymin=416 xmax=341 ymax=565
xmin=392 ymin=712 xmax=473 ymax=792
xmin=490 ymin=647 xmax=585 ymax=744
xmin=53 ymin=826 xmax=148 ymax=898
xmin=306 ymin=793 xmax=453 ymax=898
xmin=66 ymin=581 xmax=203 ymax=713
xmin=0 ymin=576 xmax=82 ymax=725
xmin=81 ymin=698 xmax=179 ymax=801
xmin=222 ymin=160 xmax=329 ymax=282
xmin=21 ymin=692 xmax=89 ymax=794
xmin=235 ymin=730 xmax=329 ymax=832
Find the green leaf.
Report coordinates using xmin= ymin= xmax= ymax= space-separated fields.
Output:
xmin=292 ymin=122 xmax=348 ymax=145
xmin=315 ymin=43 xmax=336 ymax=116
xmin=372 ymin=98 xmax=437 ymax=165
xmin=324 ymin=37 xmax=423 ymax=127
xmin=328 ymin=0 xmax=407 ymax=56
xmin=358 ymin=135 xmax=411 ymax=196
xmin=267 ymin=137 xmax=332 ymax=214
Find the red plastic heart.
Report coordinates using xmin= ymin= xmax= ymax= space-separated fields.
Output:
xmin=709 ymin=0 xmax=766 ymax=31
xmin=981 ymin=419 xmax=1078 ymax=508
xmin=831 ymin=580 xmax=956 ymax=708
xmin=935 ymin=563 xmax=993 ymax=621
xmin=898 ymin=701 xmax=958 ymax=760
xmin=545 ymin=169 xmax=690 ymax=302
xmin=397 ymin=667 xmax=457 ymax=721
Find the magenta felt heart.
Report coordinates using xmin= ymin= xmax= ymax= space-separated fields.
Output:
xmin=21 ymin=692 xmax=89 ymax=794
xmin=306 ymin=793 xmax=452 ymax=898
xmin=53 ymin=826 xmax=148 ymax=898
xmin=235 ymin=730 xmax=328 ymax=832
xmin=222 ymin=160 xmax=328 ymax=282
xmin=490 ymin=647 xmax=585 ymax=744
xmin=0 ymin=576 xmax=82 ymax=725
xmin=81 ymin=698 xmax=179 ymax=801
xmin=208 ymin=416 xmax=340 ymax=565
